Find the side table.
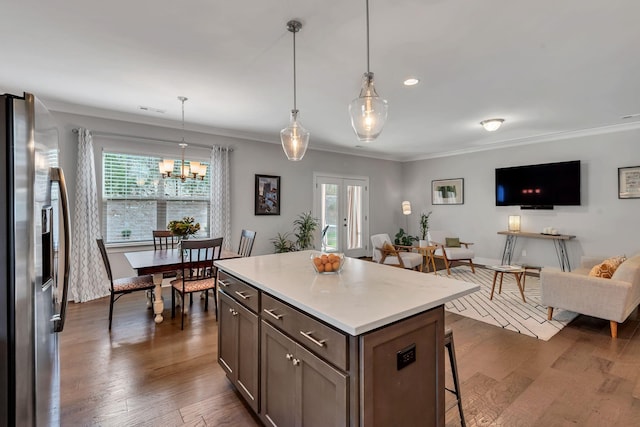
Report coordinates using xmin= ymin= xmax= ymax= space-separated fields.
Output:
xmin=487 ymin=265 xmax=527 ymax=303
xmin=414 ymin=245 xmax=437 ymax=274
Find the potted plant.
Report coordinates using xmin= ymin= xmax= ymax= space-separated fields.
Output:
xmin=418 ymin=211 xmax=432 ymax=247
xmin=271 ymin=232 xmax=295 ymax=253
xmin=167 ymin=216 xmax=201 ymax=240
xmin=394 ymin=228 xmax=417 ymax=246
xmin=293 ymin=211 xmax=319 ymax=250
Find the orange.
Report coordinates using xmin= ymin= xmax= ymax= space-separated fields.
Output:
xmin=332 ymin=261 xmax=340 ymax=271
xmin=316 ymin=263 xmax=324 ymax=272
xmin=324 ymin=263 xmax=333 ymax=272
xmin=313 ymin=257 xmax=323 ymax=267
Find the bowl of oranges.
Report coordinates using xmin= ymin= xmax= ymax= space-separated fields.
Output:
xmin=311 ymin=252 xmax=345 ymax=274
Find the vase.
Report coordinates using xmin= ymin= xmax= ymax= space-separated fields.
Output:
xmin=419 ymin=239 xmax=428 ymax=248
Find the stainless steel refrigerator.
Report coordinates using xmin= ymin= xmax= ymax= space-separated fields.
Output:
xmin=1 ymin=93 xmax=70 ymax=426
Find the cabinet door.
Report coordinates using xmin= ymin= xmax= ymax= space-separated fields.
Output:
xmin=218 ymin=291 xmax=238 ymax=376
xmin=236 ymin=301 xmax=259 ymax=412
xmin=296 ymin=344 xmax=348 ymax=427
xmin=261 ymin=321 xmax=296 ymax=427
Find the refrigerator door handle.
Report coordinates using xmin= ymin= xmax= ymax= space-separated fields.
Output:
xmin=50 ymin=167 xmax=71 ymax=333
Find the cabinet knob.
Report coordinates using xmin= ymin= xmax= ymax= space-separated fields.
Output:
xmin=229 ymin=308 xmax=238 ymax=316
xmin=292 ymin=358 xmax=300 ymax=366
xmin=285 ymin=353 xmax=293 ymax=360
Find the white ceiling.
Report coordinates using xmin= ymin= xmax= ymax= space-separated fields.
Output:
xmin=2 ymin=0 xmax=639 ymax=161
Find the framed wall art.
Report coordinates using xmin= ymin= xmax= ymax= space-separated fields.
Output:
xmin=255 ymin=174 xmax=281 ymax=215
xmin=432 ymin=178 xmax=464 ymax=205
xmin=619 ymin=166 xmax=640 ymax=199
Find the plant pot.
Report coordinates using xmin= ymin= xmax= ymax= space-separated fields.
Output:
xmin=419 ymin=239 xmax=428 ymax=248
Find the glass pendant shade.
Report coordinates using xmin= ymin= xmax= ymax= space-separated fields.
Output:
xmin=349 ymin=72 xmax=388 ymax=142
xmin=280 ymin=110 xmax=310 ymax=161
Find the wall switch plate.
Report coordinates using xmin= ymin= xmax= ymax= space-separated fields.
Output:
xmin=397 ymin=343 xmax=416 ymax=370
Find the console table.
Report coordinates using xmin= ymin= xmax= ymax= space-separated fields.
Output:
xmin=497 ymin=231 xmax=576 ymax=271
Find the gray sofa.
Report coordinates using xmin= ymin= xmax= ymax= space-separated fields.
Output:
xmin=541 ymin=253 xmax=640 ymax=338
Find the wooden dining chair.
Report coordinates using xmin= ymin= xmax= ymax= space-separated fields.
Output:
xmin=170 ymin=237 xmax=223 ymax=330
xmin=238 ymin=229 xmax=257 ymax=257
xmin=96 ymin=239 xmax=155 ymax=330
xmin=153 ymin=230 xmax=178 ymax=250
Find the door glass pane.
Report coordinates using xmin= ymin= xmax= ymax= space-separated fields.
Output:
xmin=346 ymin=185 xmax=362 ymax=250
xmin=321 ymin=184 xmax=339 ymax=252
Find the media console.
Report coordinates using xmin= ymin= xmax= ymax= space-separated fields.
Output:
xmin=498 ymin=231 xmax=576 ymax=271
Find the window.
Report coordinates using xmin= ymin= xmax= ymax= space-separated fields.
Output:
xmin=102 ymin=152 xmax=210 ymax=243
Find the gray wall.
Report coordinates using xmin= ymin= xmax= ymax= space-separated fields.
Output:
xmin=401 ymin=128 xmax=640 ymax=269
xmin=52 ymin=111 xmax=403 ymax=277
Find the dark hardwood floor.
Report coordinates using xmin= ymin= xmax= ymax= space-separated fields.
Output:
xmin=60 ymin=288 xmax=640 ymax=426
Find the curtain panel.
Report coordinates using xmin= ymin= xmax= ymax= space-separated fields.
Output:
xmin=68 ymin=128 xmax=109 ymax=302
xmin=210 ymin=146 xmax=232 ymax=249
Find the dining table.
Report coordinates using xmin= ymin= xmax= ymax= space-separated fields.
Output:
xmin=124 ymin=247 xmax=240 ymax=323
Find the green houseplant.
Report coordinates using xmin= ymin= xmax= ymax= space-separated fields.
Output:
xmin=271 ymin=232 xmax=295 ymax=253
xmin=168 ymin=216 xmax=200 ymax=238
xmin=394 ymin=228 xmax=417 ymax=246
xmin=271 ymin=211 xmax=320 ymax=253
xmin=419 ymin=211 xmax=432 ymax=244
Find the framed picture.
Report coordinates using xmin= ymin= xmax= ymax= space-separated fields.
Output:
xmin=432 ymin=178 xmax=464 ymax=205
xmin=619 ymin=166 xmax=640 ymax=199
xmin=255 ymin=174 xmax=281 ymax=215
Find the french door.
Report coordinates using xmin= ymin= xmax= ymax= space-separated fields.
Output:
xmin=313 ymin=174 xmax=369 ymax=258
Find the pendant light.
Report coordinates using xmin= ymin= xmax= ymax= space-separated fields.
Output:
xmin=280 ymin=19 xmax=310 ymax=161
xmin=349 ymin=0 xmax=388 ymax=142
xmin=159 ymin=96 xmax=206 ymax=181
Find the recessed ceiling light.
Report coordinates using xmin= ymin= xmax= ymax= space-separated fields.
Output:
xmin=480 ymin=118 xmax=505 ymax=131
xmin=403 ymin=77 xmax=420 ymax=86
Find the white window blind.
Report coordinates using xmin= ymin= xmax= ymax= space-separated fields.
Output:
xmin=102 ymin=152 xmax=210 ymax=243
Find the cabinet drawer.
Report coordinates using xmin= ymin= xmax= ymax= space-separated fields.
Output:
xmin=218 ymin=271 xmax=259 ymax=313
xmin=261 ymin=293 xmax=348 ymax=371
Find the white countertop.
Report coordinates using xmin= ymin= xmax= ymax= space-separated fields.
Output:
xmin=215 ymin=251 xmax=479 ymax=336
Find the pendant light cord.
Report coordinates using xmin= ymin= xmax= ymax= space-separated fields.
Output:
xmin=292 ymin=25 xmax=298 ymax=112
xmin=366 ymin=0 xmax=370 ymax=74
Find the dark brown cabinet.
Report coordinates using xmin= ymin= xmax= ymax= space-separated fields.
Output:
xmin=260 ymin=321 xmax=348 ymax=427
xmin=218 ymin=290 xmax=259 ymax=412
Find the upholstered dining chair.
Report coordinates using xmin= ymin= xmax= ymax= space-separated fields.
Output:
xmin=153 ymin=230 xmax=178 ymax=250
xmin=428 ymin=230 xmax=476 ymax=275
xmin=96 ymin=238 xmax=155 ymax=330
xmin=237 ymin=229 xmax=257 ymax=257
xmin=170 ymin=237 xmax=223 ymax=330
xmin=371 ymin=233 xmax=423 ymax=271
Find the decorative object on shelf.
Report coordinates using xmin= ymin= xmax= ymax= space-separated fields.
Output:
xmin=508 ymin=215 xmax=521 ymax=232
xmin=419 ymin=211 xmax=432 ymax=246
xmin=280 ymin=20 xmax=310 ymax=161
xmin=401 ymin=201 xmax=411 ymax=215
xmin=348 ymin=0 xmax=388 ymax=142
xmin=310 ymin=252 xmax=345 ymax=274
xmin=618 ymin=165 xmax=640 ymax=199
xmin=255 ymin=174 xmax=281 ymax=215
xmin=167 ymin=216 xmax=200 ymax=238
xmin=480 ymin=118 xmax=504 ymax=131
xmin=159 ymin=96 xmax=207 ymax=181
xmin=432 ymin=178 xmax=464 ymax=205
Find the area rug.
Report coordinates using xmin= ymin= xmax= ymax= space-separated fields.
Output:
xmin=440 ymin=266 xmax=578 ymax=341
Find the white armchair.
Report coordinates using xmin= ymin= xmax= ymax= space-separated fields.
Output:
xmin=371 ymin=234 xmax=423 ymax=271
xmin=428 ymin=230 xmax=475 ymax=275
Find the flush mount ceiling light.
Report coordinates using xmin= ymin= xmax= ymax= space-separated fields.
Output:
xmin=280 ymin=19 xmax=310 ymax=161
xmin=480 ymin=118 xmax=505 ymax=132
xmin=348 ymin=0 xmax=388 ymax=142
xmin=159 ymin=96 xmax=206 ymax=181
xmin=403 ymin=77 xmax=420 ymax=86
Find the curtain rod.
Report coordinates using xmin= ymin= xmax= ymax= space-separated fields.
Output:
xmin=72 ymin=128 xmax=232 ymax=151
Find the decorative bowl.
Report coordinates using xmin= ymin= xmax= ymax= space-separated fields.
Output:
xmin=310 ymin=252 xmax=345 ymax=274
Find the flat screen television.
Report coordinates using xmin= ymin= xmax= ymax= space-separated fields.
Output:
xmin=495 ymin=160 xmax=581 ymax=208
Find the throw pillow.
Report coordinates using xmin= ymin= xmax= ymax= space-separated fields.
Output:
xmin=588 ymin=255 xmax=627 ymax=279
xmin=445 ymin=237 xmax=461 ymax=248
xmin=382 ymin=241 xmax=395 ymax=252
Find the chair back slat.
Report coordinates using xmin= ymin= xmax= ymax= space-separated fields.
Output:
xmin=96 ymin=239 xmax=114 ymax=286
xmin=238 ymin=229 xmax=257 ymax=257
xmin=180 ymin=238 xmax=223 ymax=282
xmin=153 ymin=230 xmax=178 ymax=250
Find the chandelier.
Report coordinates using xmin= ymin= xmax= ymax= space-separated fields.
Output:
xmin=159 ymin=96 xmax=207 ymax=181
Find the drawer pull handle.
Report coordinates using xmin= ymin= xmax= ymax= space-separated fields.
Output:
xmin=300 ymin=331 xmax=326 ymax=348
xmin=234 ymin=291 xmax=250 ymax=300
xmin=263 ymin=309 xmax=283 ymax=320
xmin=218 ymin=279 xmax=230 ymax=287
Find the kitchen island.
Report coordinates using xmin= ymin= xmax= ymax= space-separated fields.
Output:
xmin=215 ymin=251 xmax=479 ymax=427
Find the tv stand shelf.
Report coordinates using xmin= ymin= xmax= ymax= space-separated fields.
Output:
xmin=497 ymin=231 xmax=576 ymax=271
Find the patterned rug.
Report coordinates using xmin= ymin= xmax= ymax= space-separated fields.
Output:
xmin=440 ymin=266 xmax=578 ymax=341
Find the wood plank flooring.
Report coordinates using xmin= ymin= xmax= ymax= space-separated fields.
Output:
xmin=60 ymin=290 xmax=640 ymax=426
